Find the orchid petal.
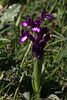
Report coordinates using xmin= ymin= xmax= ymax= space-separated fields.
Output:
xmin=34 ymin=36 xmax=37 ymax=40
xmin=26 ymin=16 xmax=35 ymax=27
xmin=21 ymin=22 xmax=28 ymax=27
xmin=20 ymin=36 xmax=28 ymax=42
xmin=21 ymin=30 xmax=27 ymax=37
xmin=45 ymin=14 xmax=52 ymax=19
xmin=41 ymin=9 xmax=46 ymax=19
xmin=38 ymin=27 xmax=47 ymax=40
xmin=26 ymin=32 xmax=36 ymax=43
xmin=20 ymin=30 xmax=36 ymax=43
xmin=31 ymin=19 xmax=35 ymax=27
xmin=31 ymin=27 xmax=41 ymax=33
xmin=35 ymin=18 xmax=42 ymax=28
xmin=39 ymin=39 xmax=46 ymax=48
xmin=44 ymin=33 xmax=50 ymax=42
xmin=26 ymin=16 xmax=31 ymax=26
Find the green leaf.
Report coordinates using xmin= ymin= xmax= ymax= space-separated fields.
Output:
xmin=0 ymin=38 xmax=11 ymax=49
xmin=21 ymin=92 xmax=30 ymax=100
xmin=48 ymin=94 xmax=60 ymax=100
xmin=0 ymin=38 xmax=11 ymax=43
xmin=0 ymin=4 xmax=21 ymax=25
xmin=0 ymin=73 xmax=4 ymax=80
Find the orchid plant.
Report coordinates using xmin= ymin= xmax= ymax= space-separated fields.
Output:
xmin=20 ymin=9 xmax=52 ymax=99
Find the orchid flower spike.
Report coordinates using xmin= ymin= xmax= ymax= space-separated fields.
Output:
xmin=20 ymin=9 xmax=52 ymax=58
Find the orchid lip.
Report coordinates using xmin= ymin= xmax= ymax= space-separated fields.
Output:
xmin=45 ymin=14 xmax=52 ymax=19
xmin=31 ymin=27 xmax=41 ymax=33
xmin=20 ymin=36 xmax=28 ymax=42
xmin=21 ymin=22 xmax=28 ymax=27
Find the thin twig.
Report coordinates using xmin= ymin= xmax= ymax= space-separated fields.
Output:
xmin=20 ymin=41 xmax=32 ymax=68
xmin=61 ymin=77 xmax=67 ymax=81
xmin=15 ymin=5 xmax=27 ymax=26
xmin=13 ymin=72 xmax=25 ymax=100
xmin=0 ymin=5 xmax=8 ymax=14
xmin=4 ymin=73 xmax=16 ymax=99
xmin=44 ymin=49 xmax=59 ymax=53
xmin=15 ymin=6 xmax=23 ymax=26
xmin=51 ymin=34 xmax=61 ymax=39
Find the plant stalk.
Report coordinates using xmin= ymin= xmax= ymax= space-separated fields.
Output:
xmin=33 ymin=57 xmax=43 ymax=99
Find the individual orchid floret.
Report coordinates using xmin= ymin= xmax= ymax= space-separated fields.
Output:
xmin=20 ymin=30 xmax=36 ymax=43
xmin=21 ymin=16 xmax=34 ymax=27
xmin=41 ymin=9 xmax=52 ymax=20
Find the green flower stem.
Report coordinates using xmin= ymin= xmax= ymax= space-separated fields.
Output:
xmin=33 ymin=57 xmax=43 ymax=99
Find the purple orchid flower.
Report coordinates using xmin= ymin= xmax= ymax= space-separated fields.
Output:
xmin=20 ymin=9 xmax=52 ymax=58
